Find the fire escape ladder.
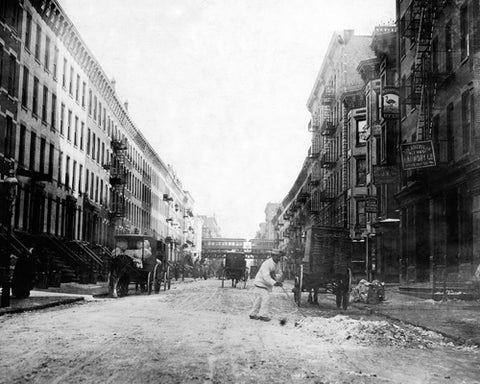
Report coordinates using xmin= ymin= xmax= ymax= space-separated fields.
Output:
xmin=412 ymin=1 xmax=438 ymax=141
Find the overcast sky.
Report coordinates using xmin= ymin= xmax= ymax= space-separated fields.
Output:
xmin=60 ymin=0 xmax=395 ymax=239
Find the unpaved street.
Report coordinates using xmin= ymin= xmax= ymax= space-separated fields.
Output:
xmin=1 ymin=279 xmax=479 ymax=384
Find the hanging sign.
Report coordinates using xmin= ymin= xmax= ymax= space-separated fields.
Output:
xmin=382 ymin=87 xmax=400 ymax=119
xmin=401 ymin=141 xmax=436 ymax=170
xmin=372 ymin=165 xmax=400 ymax=184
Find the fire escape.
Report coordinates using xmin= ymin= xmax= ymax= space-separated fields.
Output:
xmin=109 ymin=137 xmax=128 ymax=233
xmin=404 ymin=0 xmax=439 ymax=141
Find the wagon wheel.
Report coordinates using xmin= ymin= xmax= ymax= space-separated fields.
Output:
xmin=163 ymin=265 xmax=171 ymax=291
xmin=153 ymin=264 xmax=161 ymax=294
xmin=147 ymin=271 xmax=153 ymax=295
xmin=342 ymin=268 xmax=352 ymax=310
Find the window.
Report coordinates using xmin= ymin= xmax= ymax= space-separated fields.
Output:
xmin=30 ymin=131 xmax=36 ymax=171
xmin=93 ymin=95 xmax=97 ymax=121
xmin=462 ymin=91 xmax=471 ymax=154
xmin=72 ymin=161 xmax=77 ymax=192
xmin=21 ymin=66 xmax=29 ymax=107
xmin=447 ymin=103 xmax=454 ymax=162
xmin=48 ymin=143 xmax=54 ymax=177
xmin=7 ymin=54 xmax=16 ymax=95
xmin=356 ymin=158 xmax=366 ymax=186
xmin=60 ymin=103 xmax=65 ymax=135
xmin=4 ymin=116 xmax=14 ymax=159
xmin=44 ymin=36 xmax=50 ymax=71
xmin=69 ymin=66 xmax=73 ymax=95
xmin=42 ymin=85 xmax=48 ymax=123
xmin=32 ymin=76 xmax=39 ymax=116
xmin=87 ymin=128 xmax=91 ymax=155
xmin=95 ymin=175 xmax=99 ymax=202
xmin=25 ymin=13 xmax=32 ymax=51
xmin=101 ymin=142 xmax=105 ymax=165
xmin=53 ymin=47 xmax=58 ymax=79
xmin=75 ymin=74 xmax=80 ymax=101
xmin=39 ymin=137 xmax=46 ymax=173
xmin=97 ymin=137 xmax=100 ymax=162
xmin=67 ymin=110 xmax=72 ymax=141
xmin=51 ymin=93 xmax=57 ymax=130
xmin=35 ymin=24 xmax=41 ymax=61
xmin=88 ymin=89 xmax=92 ymax=115
xmin=18 ymin=125 xmax=26 ymax=165
xmin=80 ymin=122 xmax=84 ymax=150
xmin=460 ymin=5 xmax=469 ymax=60
xmin=357 ymin=200 xmax=366 ymax=227
xmin=74 ymin=116 xmax=78 ymax=146
xmin=356 ymin=119 xmax=367 ymax=145
xmin=62 ymin=58 xmax=67 ymax=88
xmin=65 ymin=156 xmax=70 ymax=189
xmin=445 ymin=22 xmax=452 ymax=72
xmin=92 ymin=133 xmax=96 ymax=160
xmin=79 ymin=164 xmax=83 ymax=193
xmin=85 ymin=170 xmax=89 ymax=195
xmin=81 ymin=82 xmax=86 ymax=107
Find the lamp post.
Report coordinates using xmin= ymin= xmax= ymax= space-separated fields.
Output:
xmin=1 ymin=169 xmax=18 ymax=308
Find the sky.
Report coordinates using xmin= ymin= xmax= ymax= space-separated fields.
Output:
xmin=60 ymin=0 xmax=395 ymax=239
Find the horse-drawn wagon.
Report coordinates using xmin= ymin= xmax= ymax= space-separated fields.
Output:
xmin=221 ymin=251 xmax=248 ymax=288
xmin=108 ymin=234 xmax=171 ymax=297
xmin=291 ymin=227 xmax=353 ymax=309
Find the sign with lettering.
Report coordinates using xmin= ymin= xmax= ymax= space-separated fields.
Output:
xmin=401 ymin=141 xmax=436 ymax=170
xmin=382 ymin=87 xmax=400 ymax=119
xmin=372 ymin=165 xmax=400 ymax=184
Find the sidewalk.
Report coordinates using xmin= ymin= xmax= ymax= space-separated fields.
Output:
xmin=352 ymin=286 xmax=480 ymax=346
xmin=0 ymin=277 xmax=196 ymax=316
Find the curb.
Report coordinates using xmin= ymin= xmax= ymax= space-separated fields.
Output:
xmin=0 ymin=297 xmax=85 ymax=317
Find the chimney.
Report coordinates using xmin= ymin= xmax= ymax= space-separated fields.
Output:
xmin=124 ymin=100 xmax=129 ymax=112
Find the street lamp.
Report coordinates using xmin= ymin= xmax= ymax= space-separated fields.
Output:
xmin=1 ymin=168 xmax=18 ymax=308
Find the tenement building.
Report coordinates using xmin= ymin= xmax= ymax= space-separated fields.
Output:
xmin=0 ymin=0 xmax=196 ymax=283
xmin=279 ymin=30 xmax=375 ymax=280
xmin=397 ymin=0 xmax=480 ymax=285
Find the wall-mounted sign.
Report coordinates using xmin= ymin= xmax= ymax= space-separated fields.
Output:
xmin=365 ymin=196 xmax=378 ymax=213
xmin=382 ymin=86 xmax=399 ymax=119
xmin=401 ymin=141 xmax=436 ymax=170
xmin=372 ymin=165 xmax=400 ymax=184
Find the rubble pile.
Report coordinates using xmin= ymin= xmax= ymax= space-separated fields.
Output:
xmin=296 ymin=315 xmax=451 ymax=349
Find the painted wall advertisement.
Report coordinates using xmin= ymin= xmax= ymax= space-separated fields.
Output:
xmin=401 ymin=141 xmax=436 ymax=170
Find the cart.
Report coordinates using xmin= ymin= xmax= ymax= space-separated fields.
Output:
xmin=221 ymin=251 xmax=248 ymax=288
xmin=293 ymin=265 xmax=352 ymax=309
xmin=291 ymin=227 xmax=353 ymax=309
xmin=108 ymin=234 xmax=171 ymax=297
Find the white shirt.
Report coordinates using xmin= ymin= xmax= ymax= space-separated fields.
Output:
xmin=254 ymin=258 xmax=282 ymax=292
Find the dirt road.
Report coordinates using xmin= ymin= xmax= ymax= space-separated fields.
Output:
xmin=1 ymin=279 xmax=479 ymax=384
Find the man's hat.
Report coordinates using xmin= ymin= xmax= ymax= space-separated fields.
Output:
xmin=270 ymin=249 xmax=281 ymax=256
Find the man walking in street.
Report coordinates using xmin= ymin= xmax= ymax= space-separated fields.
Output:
xmin=249 ymin=250 xmax=283 ymax=322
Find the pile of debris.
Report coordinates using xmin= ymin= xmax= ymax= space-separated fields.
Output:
xmin=351 ymin=279 xmax=385 ymax=304
xmin=296 ymin=315 xmax=453 ymax=349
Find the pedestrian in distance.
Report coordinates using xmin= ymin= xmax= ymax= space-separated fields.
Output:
xmin=249 ymin=249 xmax=283 ymax=322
